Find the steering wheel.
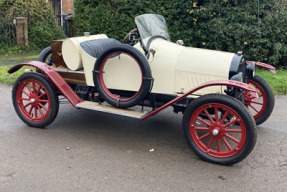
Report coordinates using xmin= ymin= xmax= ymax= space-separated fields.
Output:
xmin=122 ymin=29 xmax=168 ymax=57
xmin=121 ymin=28 xmax=139 ymax=45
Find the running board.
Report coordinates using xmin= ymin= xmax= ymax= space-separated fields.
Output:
xmin=76 ymin=101 xmax=148 ymax=119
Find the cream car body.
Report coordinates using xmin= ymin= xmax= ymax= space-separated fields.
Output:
xmin=62 ymin=31 xmax=235 ymax=97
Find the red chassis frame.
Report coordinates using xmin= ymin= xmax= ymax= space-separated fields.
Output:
xmin=9 ymin=61 xmax=258 ymax=120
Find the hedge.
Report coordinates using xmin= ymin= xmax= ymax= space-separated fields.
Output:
xmin=0 ymin=0 xmax=66 ymax=50
xmin=73 ymin=0 xmax=287 ymax=68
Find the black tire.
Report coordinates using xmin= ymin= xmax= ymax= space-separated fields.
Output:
xmin=246 ymin=75 xmax=275 ymax=125
xmin=38 ymin=46 xmax=52 ymax=65
xmin=37 ymin=46 xmax=52 ymax=73
xmin=182 ymin=94 xmax=257 ymax=165
xmin=93 ymin=44 xmax=153 ymax=108
xmin=12 ymin=72 xmax=59 ymax=128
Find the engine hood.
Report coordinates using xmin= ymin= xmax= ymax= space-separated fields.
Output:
xmin=174 ymin=45 xmax=236 ymax=95
xmin=136 ymin=39 xmax=237 ymax=95
xmin=176 ymin=46 xmax=235 ymax=78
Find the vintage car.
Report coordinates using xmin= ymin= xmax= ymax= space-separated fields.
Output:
xmin=8 ymin=14 xmax=276 ymax=165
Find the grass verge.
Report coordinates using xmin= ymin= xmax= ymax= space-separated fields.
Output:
xmin=0 ymin=65 xmax=286 ymax=95
xmin=256 ymin=69 xmax=287 ymax=95
xmin=0 ymin=65 xmax=35 ymax=85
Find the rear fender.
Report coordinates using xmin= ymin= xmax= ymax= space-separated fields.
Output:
xmin=141 ymin=80 xmax=258 ymax=120
xmin=246 ymin=61 xmax=276 ymax=74
xmin=8 ymin=61 xmax=82 ymax=107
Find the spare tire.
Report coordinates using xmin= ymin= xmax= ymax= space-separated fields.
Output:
xmin=93 ymin=44 xmax=153 ymax=108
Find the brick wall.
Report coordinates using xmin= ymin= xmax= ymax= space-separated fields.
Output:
xmin=16 ymin=17 xmax=28 ymax=46
xmin=62 ymin=0 xmax=73 ymax=14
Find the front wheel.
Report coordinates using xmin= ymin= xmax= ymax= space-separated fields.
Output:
xmin=12 ymin=72 xmax=59 ymax=128
xmin=245 ymin=75 xmax=274 ymax=125
xmin=182 ymin=94 xmax=256 ymax=165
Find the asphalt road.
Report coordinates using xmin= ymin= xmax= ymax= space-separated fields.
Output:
xmin=0 ymin=83 xmax=287 ymax=192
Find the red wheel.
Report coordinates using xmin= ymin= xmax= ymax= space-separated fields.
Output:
xmin=16 ymin=79 xmax=51 ymax=121
xmin=12 ymin=73 xmax=59 ymax=128
xmin=183 ymin=94 xmax=256 ymax=165
xmin=245 ymin=75 xmax=274 ymax=125
xmin=190 ymin=103 xmax=247 ymax=158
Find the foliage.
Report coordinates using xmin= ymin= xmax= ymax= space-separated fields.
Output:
xmin=73 ymin=0 xmax=191 ymax=41
xmin=188 ymin=0 xmax=287 ymax=68
xmin=256 ymin=69 xmax=287 ymax=95
xmin=0 ymin=12 xmax=16 ymax=48
xmin=73 ymin=0 xmax=287 ymax=67
xmin=0 ymin=0 xmax=65 ymax=52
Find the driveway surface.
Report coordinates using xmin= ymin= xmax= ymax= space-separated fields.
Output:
xmin=0 ymin=83 xmax=286 ymax=192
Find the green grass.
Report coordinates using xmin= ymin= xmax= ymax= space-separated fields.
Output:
xmin=6 ymin=55 xmax=39 ymax=60
xmin=0 ymin=65 xmax=286 ymax=95
xmin=0 ymin=65 xmax=35 ymax=85
xmin=256 ymin=69 xmax=287 ymax=95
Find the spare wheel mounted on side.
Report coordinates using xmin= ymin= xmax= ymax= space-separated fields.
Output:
xmin=93 ymin=44 xmax=153 ymax=108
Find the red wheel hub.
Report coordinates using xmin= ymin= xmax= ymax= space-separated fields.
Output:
xmin=16 ymin=79 xmax=51 ymax=122
xmin=189 ymin=104 xmax=246 ymax=158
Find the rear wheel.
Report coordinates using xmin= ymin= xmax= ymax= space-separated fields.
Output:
xmin=37 ymin=46 xmax=52 ymax=73
xmin=12 ymin=72 xmax=59 ymax=128
xmin=38 ymin=46 xmax=52 ymax=65
xmin=182 ymin=94 xmax=256 ymax=165
xmin=245 ymin=75 xmax=274 ymax=125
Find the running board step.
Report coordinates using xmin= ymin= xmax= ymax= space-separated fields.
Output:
xmin=76 ymin=101 xmax=148 ymax=119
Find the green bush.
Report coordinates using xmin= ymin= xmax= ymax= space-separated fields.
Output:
xmin=0 ymin=0 xmax=66 ymax=52
xmin=73 ymin=0 xmax=287 ymax=68
xmin=0 ymin=14 xmax=16 ymax=48
xmin=188 ymin=0 xmax=287 ymax=68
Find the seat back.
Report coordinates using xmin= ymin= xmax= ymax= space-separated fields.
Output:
xmin=80 ymin=38 xmax=121 ymax=58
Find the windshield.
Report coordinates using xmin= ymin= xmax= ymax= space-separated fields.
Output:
xmin=135 ymin=14 xmax=171 ymax=41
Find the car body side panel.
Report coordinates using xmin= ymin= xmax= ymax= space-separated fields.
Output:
xmin=134 ymin=39 xmax=184 ymax=94
xmin=173 ymin=70 xmax=225 ymax=94
xmin=80 ymin=47 xmax=97 ymax=86
xmin=69 ymin=37 xmax=238 ymax=97
xmin=174 ymin=46 xmax=235 ymax=95
xmin=135 ymin=39 xmax=235 ymax=95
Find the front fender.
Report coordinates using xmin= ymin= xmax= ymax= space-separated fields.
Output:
xmin=8 ymin=61 xmax=82 ymax=107
xmin=246 ymin=61 xmax=276 ymax=74
xmin=141 ymin=80 xmax=258 ymax=120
